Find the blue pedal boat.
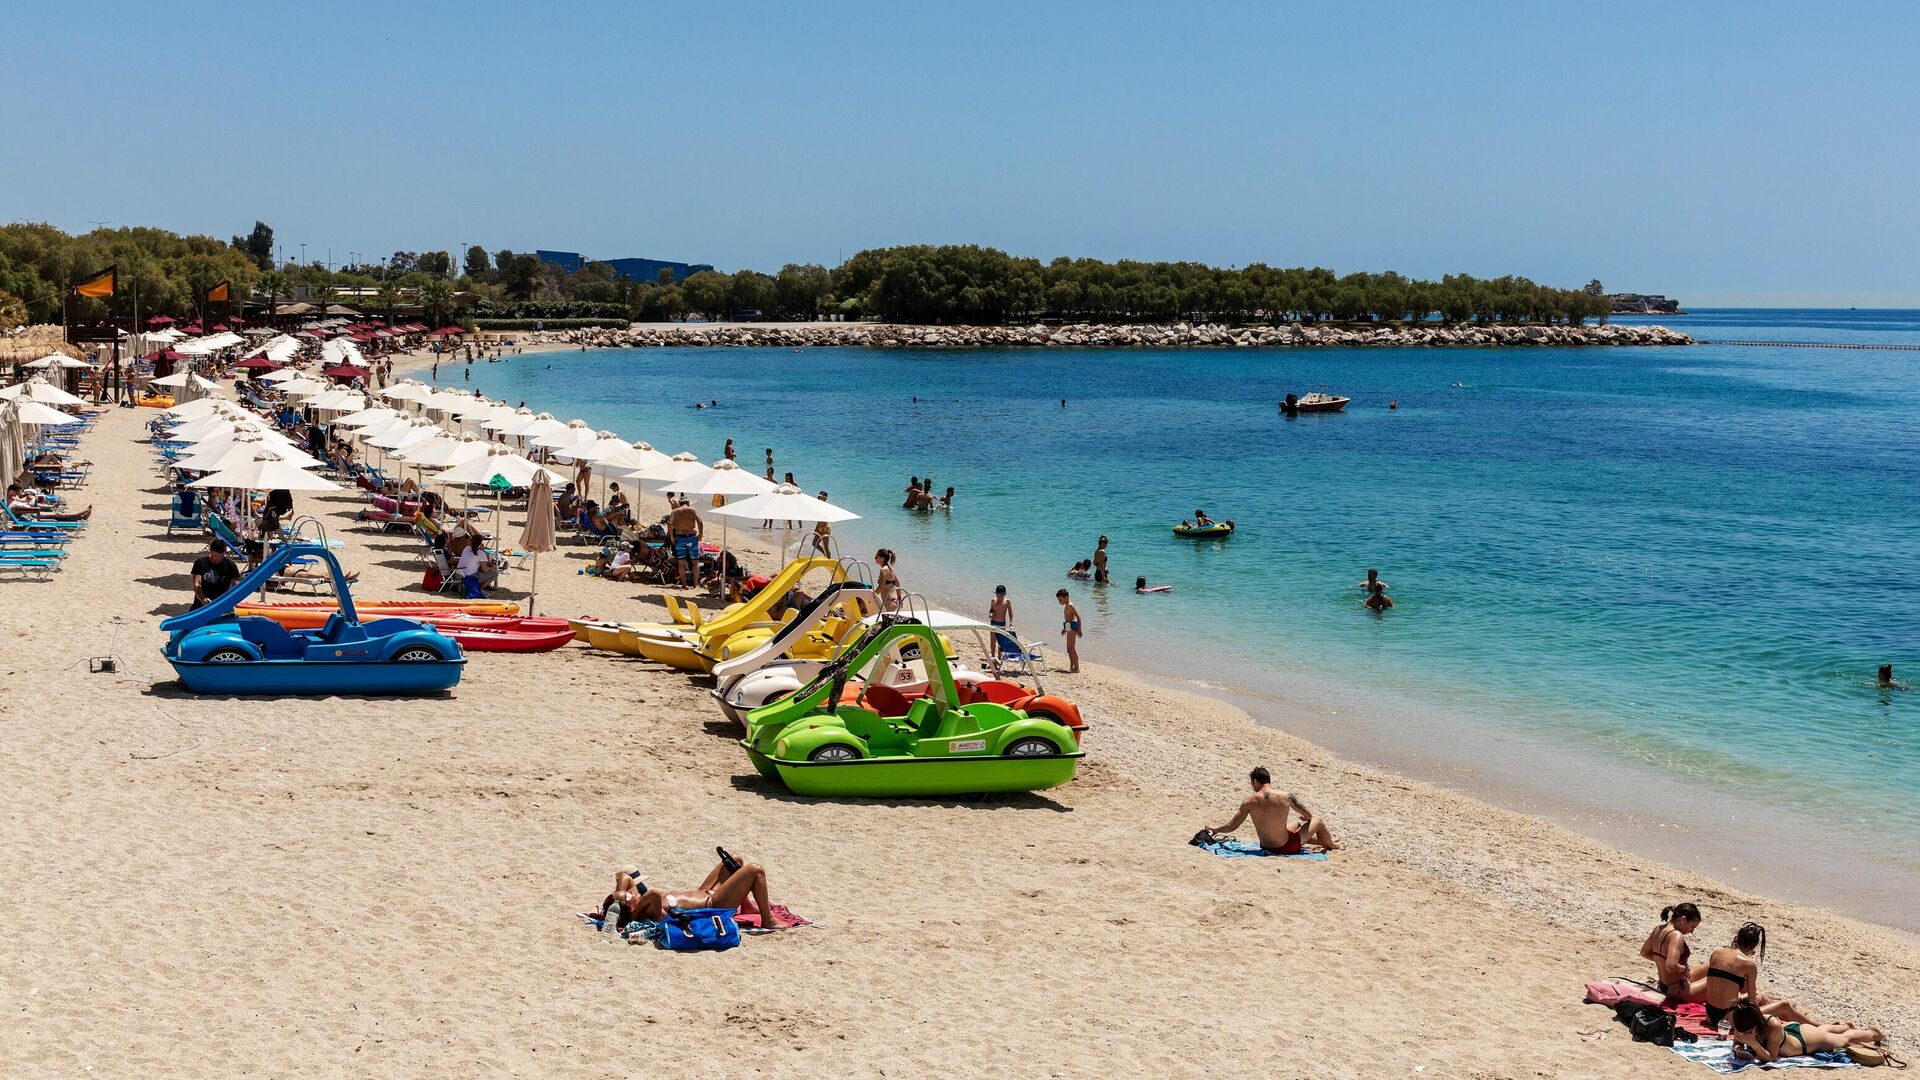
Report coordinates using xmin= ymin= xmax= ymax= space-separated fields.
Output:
xmin=160 ymin=543 xmax=465 ymax=695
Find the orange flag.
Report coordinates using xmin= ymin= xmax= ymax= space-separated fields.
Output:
xmin=72 ymin=265 xmax=116 ymax=299
xmin=206 ymin=281 xmax=231 ymax=302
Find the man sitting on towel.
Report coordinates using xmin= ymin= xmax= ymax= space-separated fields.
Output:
xmin=1199 ymin=766 xmax=1343 ymax=855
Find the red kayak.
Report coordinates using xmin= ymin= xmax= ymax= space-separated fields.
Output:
xmin=437 ymin=621 xmax=576 ymax=653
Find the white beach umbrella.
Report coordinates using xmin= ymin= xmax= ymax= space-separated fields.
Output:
xmin=24 ymin=353 xmax=93 ymax=370
xmin=319 ymin=337 xmax=365 ymax=365
xmin=599 ymin=440 xmax=668 ymax=472
xmin=435 ymin=446 xmax=568 ymax=489
xmin=174 ymin=436 xmax=324 ymax=474
xmin=189 ymin=456 xmax=340 ymax=492
xmin=621 ymin=451 xmax=711 ymax=525
xmin=684 ymin=458 xmax=777 ymax=499
xmin=396 ymin=432 xmax=492 ymax=469
xmin=278 ymin=378 xmax=329 ymax=397
xmin=242 ymin=335 xmax=302 ymax=363
xmin=531 ymin=418 xmax=597 ymax=451
xmin=259 ymin=367 xmax=304 ymax=384
xmin=306 ymin=388 xmax=369 ymax=414
xmin=162 ymin=398 xmax=230 ymax=421
xmin=549 ymin=433 xmax=630 ymax=465
xmin=335 ymin=405 xmax=405 ymax=429
xmin=680 ymin=459 xmax=778 ymax=567
xmin=625 ymin=451 xmax=711 ymax=492
xmin=481 ymin=406 xmax=535 ymax=433
xmin=379 ymin=379 xmax=432 ymax=402
xmin=368 ymin=418 xmax=441 ymax=452
xmin=710 ymin=484 xmax=860 ymax=524
xmin=498 ymin=412 xmax=568 ymax=442
xmin=711 ymin=484 xmax=860 ymax=562
xmin=446 ymin=394 xmax=502 ymax=419
xmin=1 ymin=379 xmax=87 ymax=406
xmin=435 ymin=445 xmax=570 ymax=520
xmin=148 ymin=371 xmax=194 ymax=388
xmin=175 ymin=431 xmax=304 ymax=464
xmin=12 ymin=400 xmax=82 ymax=426
xmin=419 ymin=389 xmax=477 ymax=417
xmin=349 ymin=412 xmax=411 ymax=441
xmin=548 ymin=433 xmax=640 ymax=504
xmin=167 ymin=415 xmax=242 ymax=443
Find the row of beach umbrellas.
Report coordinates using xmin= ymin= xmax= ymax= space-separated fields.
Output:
xmin=150 ymin=373 xmax=866 ymax=611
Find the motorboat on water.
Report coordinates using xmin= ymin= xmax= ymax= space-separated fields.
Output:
xmin=1284 ymin=391 xmax=1350 ymax=414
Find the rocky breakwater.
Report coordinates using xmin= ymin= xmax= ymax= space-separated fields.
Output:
xmin=610 ymin=322 xmax=1693 ymax=350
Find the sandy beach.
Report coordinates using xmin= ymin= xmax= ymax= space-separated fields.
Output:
xmin=4 ymin=390 xmax=1916 ymax=1079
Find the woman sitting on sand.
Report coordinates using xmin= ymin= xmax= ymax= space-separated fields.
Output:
xmin=1640 ymin=902 xmax=1702 ymax=1001
xmin=601 ymin=859 xmax=794 ymax=931
xmin=1686 ymin=922 xmax=1812 ymax=1030
xmin=1726 ymin=1001 xmax=1883 ymax=1064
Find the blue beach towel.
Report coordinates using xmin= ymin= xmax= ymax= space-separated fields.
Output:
xmin=1667 ymin=1038 xmax=1858 ymax=1073
xmin=1198 ymin=837 xmax=1327 ymax=861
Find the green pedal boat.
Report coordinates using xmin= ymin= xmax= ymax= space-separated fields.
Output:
xmin=739 ymin=619 xmax=1084 ymax=798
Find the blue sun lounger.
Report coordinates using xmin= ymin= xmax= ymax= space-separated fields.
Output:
xmin=4 ymin=506 xmax=85 ymax=531
xmin=0 ymin=558 xmax=62 ymax=579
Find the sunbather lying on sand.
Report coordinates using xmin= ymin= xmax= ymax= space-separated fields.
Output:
xmin=1200 ymin=766 xmax=1342 ymax=854
xmin=1727 ymin=1001 xmax=1883 ymax=1063
xmin=601 ymin=856 xmax=795 ymax=931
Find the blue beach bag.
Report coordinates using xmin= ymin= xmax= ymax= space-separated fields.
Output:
xmin=659 ymin=907 xmax=740 ymax=952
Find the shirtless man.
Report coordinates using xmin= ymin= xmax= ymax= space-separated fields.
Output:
xmin=1354 ymin=568 xmax=1390 ymax=592
xmin=601 ymin=859 xmax=793 ymax=931
xmin=1202 ymin=767 xmax=1342 ymax=854
xmin=668 ymin=497 xmax=703 ymax=586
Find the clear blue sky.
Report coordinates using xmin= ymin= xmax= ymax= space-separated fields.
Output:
xmin=5 ymin=1 xmax=1917 ymax=305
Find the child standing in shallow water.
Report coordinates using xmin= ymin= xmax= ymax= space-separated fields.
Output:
xmin=1056 ymin=589 xmax=1081 ymax=673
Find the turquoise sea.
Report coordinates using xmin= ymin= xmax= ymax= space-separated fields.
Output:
xmin=426 ymin=309 xmax=1919 ymax=924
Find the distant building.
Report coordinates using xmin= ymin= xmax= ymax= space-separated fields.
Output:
xmin=533 ymin=249 xmax=714 ymax=283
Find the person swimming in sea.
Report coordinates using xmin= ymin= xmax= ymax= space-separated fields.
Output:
xmin=1878 ymin=664 xmax=1908 ymax=690
xmin=1363 ymin=582 xmax=1393 ymax=611
xmin=1354 ymin=568 xmax=1390 ymax=592
xmin=1067 ymin=559 xmax=1092 ymax=580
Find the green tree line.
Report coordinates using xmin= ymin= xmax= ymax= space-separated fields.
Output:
xmin=1 ymin=223 xmax=1609 ymax=331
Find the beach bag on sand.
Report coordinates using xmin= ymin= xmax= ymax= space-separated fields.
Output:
xmin=1847 ymin=1044 xmax=1905 ymax=1068
xmin=1618 ymin=1004 xmax=1687 ymax=1046
xmin=422 ymin=566 xmax=443 ymax=592
xmin=659 ymin=908 xmax=740 ymax=952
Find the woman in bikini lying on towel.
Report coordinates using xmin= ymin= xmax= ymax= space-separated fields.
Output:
xmin=601 ymin=855 xmax=795 ymax=931
xmin=1727 ymin=1000 xmax=1883 ymax=1064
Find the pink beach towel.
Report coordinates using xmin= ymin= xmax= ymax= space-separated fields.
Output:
xmin=1583 ymin=979 xmax=1665 ymax=1009
xmin=735 ymin=904 xmax=811 ymax=929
